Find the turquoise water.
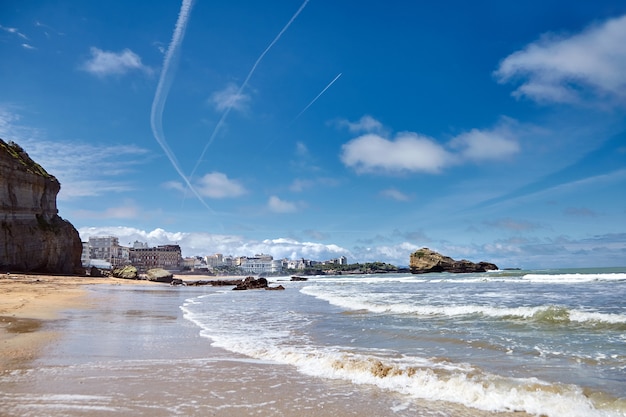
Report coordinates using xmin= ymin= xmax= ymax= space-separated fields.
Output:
xmin=182 ymin=267 xmax=626 ymax=416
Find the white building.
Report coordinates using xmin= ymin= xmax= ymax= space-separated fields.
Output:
xmin=204 ymin=253 xmax=224 ymax=268
xmin=286 ymin=259 xmax=309 ymax=270
xmin=240 ymin=254 xmax=283 ymax=275
xmin=87 ymin=236 xmax=129 ymax=268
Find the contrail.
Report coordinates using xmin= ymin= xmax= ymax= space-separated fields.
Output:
xmin=189 ymin=0 xmax=311 ymax=180
xmin=292 ymin=72 xmax=342 ymax=123
xmin=259 ymin=72 xmax=342 ymax=153
xmin=150 ymin=0 xmax=214 ymax=211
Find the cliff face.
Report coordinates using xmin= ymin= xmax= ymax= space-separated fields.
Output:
xmin=0 ymin=139 xmax=83 ymax=274
xmin=410 ymin=248 xmax=498 ymax=274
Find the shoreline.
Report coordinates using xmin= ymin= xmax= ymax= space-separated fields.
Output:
xmin=0 ymin=272 xmax=252 ymax=371
xmin=0 ymin=273 xmax=151 ymax=371
xmin=0 ymin=272 xmax=542 ymax=417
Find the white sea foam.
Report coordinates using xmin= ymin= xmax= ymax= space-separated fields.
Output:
xmin=522 ymin=273 xmax=626 ymax=283
xmin=300 ymin=286 xmax=626 ymax=325
xmin=182 ymin=302 xmax=620 ymax=417
xmin=180 ymin=270 xmax=626 ymax=417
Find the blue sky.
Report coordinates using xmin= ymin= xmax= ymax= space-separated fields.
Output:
xmin=1 ymin=0 xmax=625 ymax=268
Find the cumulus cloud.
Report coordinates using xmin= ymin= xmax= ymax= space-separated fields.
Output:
xmin=268 ymin=196 xmax=298 ymax=213
xmin=448 ymin=122 xmax=520 ymax=161
xmin=336 ymin=115 xmax=386 ymax=134
xmin=341 ymin=132 xmax=451 ymax=174
xmin=81 ymin=47 xmax=150 ymax=77
xmin=494 ymin=14 xmax=626 ymax=104
xmin=209 ymin=83 xmax=251 ymax=112
xmin=196 ymin=172 xmax=247 ymax=198
xmin=352 ymin=241 xmax=421 ymax=265
xmin=339 ymin=116 xmax=520 ymax=174
xmin=77 ymin=226 xmax=352 ymax=262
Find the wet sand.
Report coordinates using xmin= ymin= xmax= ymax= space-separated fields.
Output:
xmin=0 ymin=273 xmax=144 ymax=370
xmin=0 ymin=274 xmax=521 ymax=416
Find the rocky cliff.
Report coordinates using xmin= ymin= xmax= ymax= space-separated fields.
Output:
xmin=409 ymin=248 xmax=498 ymax=274
xmin=0 ymin=138 xmax=82 ymax=274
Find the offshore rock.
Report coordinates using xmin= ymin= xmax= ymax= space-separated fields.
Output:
xmin=0 ymin=139 xmax=83 ymax=274
xmin=233 ymin=276 xmax=268 ymax=290
xmin=409 ymin=248 xmax=498 ymax=274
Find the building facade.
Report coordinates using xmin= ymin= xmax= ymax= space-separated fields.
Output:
xmin=240 ymin=254 xmax=283 ymax=275
xmin=129 ymin=244 xmax=182 ymax=272
xmin=86 ymin=236 xmax=129 ymax=268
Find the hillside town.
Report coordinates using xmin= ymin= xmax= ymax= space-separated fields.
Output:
xmin=82 ymin=235 xmax=348 ymax=275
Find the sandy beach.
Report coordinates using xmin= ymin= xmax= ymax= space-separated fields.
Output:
xmin=0 ymin=273 xmax=156 ymax=371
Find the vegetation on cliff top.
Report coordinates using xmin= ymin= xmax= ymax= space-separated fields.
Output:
xmin=0 ymin=138 xmax=54 ymax=179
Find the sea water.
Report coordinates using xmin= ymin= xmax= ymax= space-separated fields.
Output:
xmin=181 ymin=268 xmax=626 ymax=417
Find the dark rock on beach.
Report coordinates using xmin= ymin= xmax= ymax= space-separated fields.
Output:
xmin=112 ymin=265 xmax=139 ymax=280
xmin=211 ymin=279 xmax=243 ymax=286
xmin=265 ymin=285 xmax=285 ymax=291
xmin=234 ymin=276 xmax=268 ymax=290
xmin=147 ymin=268 xmax=174 ymax=283
xmin=409 ymin=248 xmax=498 ymax=274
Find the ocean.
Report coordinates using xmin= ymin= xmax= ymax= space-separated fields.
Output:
xmin=1 ymin=267 xmax=625 ymax=416
xmin=181 ymin=268 xmax=626 ymax=416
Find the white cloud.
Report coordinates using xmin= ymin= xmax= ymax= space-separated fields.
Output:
xmin=268 ymin=196 xmax=298 ymax=213
xmin=352 ymin=241 xmax=421 ymax=265
xmin=82 ymin=47 xmax=150 ymax=77
xmin=495 ymin=14 xmax=626 ymax=104
xmin=0 ymin=24 xmax=28 ymax=40
xmin=449 ymin=123 xmax=520 ymax=161
xmin=341 ymin=132 xmax=451 ymax=174
xmin=209 ymin=83 xmax=251 ymax=112
xmin=196 ymin=172 xmax=247 ymax=199
xmin=20 ymin=140 xmax=148 ymax=199
xmin=0 ymin=107 xmax=150 ymax=199
xmin=162 ymin=181 xmax=186 ymax=193
xmin=340 ymin=116 xmax=521 ymax=174
xmin=380 ymin=188 xmax=411 ymax=202
xmin=77 ymin=226 xmax=352 ymax=262
xmin=337 ymin=115 xmax=385 ymax=134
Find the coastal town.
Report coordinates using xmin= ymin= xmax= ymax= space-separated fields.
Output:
xmin=82 ymin=235 xmax=350 ymax=276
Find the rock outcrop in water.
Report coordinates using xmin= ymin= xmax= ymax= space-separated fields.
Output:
xmin=0 ymin=139 xmax=83 ymax=274
xmin=409 ymin=248 xmax=497 ymax=274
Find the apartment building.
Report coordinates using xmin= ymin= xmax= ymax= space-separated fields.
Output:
xmin=86 ymin=236 xmax=129 ymax=268
xmin=130 ymin=244 xmax=182 ymax=272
